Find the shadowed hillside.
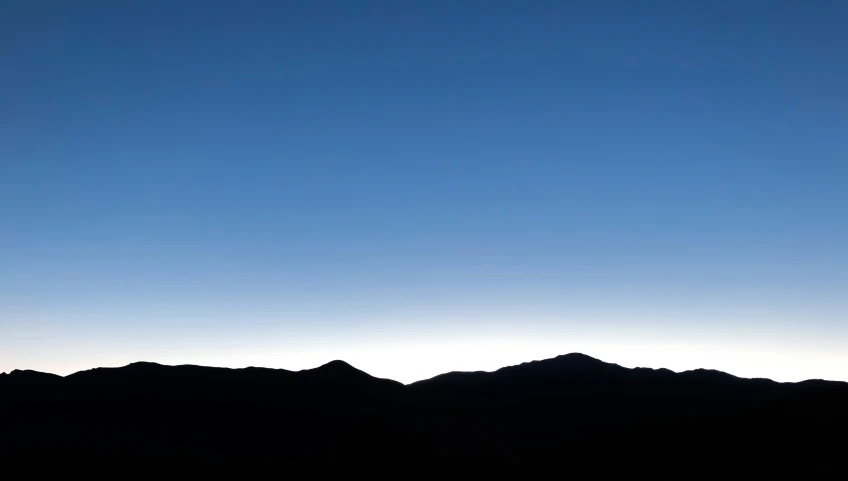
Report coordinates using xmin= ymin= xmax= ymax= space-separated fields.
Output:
xmin=3 ymin=354 xmax=846 ymax=478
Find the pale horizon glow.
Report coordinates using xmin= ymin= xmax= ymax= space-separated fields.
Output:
xmin=6 ymin=339 xmax=846 ymax=385
xmin=5 ymin=319 xmax=846 ymax=383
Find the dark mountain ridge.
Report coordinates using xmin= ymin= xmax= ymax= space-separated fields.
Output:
xmin=4 ymin=352 xmax=840 ymax=388
xmin=2 ymin=353 xmax=846 ymax=478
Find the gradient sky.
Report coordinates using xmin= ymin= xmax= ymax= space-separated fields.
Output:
xmin=2 ymin=1 xmax=847 ymax=383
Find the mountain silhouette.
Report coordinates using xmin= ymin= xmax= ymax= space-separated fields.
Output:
xmin=0 ymin=369 xmax=62 ymax=385
xmin=2 ymin=353 xmax=846 ymax=478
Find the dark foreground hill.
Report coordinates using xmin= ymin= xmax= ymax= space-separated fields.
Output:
xmin=2 ymin=354 xmax=846 ymax=479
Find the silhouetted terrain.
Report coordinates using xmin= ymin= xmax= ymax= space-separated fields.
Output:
xmin=3 ymin=354 xmax=846 ymax=478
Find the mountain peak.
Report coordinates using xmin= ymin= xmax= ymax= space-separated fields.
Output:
xmin=542 ymin=352 xmax=621 ymax=372
xmin=554 ymin=352 xmax=604 ymax=363
xmin=314 ymin=360 xmax=358 ymax=372
xmin=494 ymin=352 xmax=624 ymax=377
xmin=124 ymin=361 xmax=165 ymax=369
xmin=299 ymin=360 xmax=380 ymax=382
xmin=1 ymin=369 xmax=62 ymax=383
xmin=681 ymin=368 xmax=738 ymax=381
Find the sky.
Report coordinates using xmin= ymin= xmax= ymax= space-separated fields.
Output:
xmin=2 ymin=1 xmax=847 ymax=383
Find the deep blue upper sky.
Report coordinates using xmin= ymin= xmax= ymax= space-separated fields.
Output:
xmin=2 ymin=1 xmax=846 ymax=381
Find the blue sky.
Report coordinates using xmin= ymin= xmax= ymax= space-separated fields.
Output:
xmin=2 ymin=1 xmax=847 ymax=382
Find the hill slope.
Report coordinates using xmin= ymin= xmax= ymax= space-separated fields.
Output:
xmin=2 ymin=354 xmax=846 ymax=478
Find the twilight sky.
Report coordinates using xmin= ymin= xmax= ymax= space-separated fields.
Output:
xmin=2 ymin=1 xmax=846 ymax=383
